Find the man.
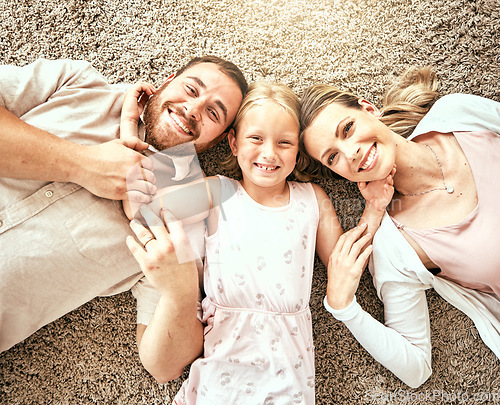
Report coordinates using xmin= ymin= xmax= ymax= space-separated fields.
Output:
xmin=0 ymin=56 xmax=247 ymax=352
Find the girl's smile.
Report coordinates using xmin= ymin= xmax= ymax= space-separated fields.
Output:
xmin=229 ymin=100 xmax=299 ymax=198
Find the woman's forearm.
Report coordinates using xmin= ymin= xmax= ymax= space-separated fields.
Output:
xmin=325 ymin=293 xmax=432 ymax=388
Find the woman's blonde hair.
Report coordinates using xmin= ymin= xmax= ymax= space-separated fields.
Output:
xmin=298 ymin=66 xmax=440 ymax=179
xmin=221 ymin=81 xmax=302 ymax=179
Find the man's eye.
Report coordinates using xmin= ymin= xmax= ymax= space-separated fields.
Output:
xmin=208 ymin=109 xmax=219 ymax=121
xmin=327 ymin=152 xmax=338 ymax=165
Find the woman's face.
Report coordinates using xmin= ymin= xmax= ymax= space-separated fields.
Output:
xmin=303 ymin=100 xmax=396 ymax=182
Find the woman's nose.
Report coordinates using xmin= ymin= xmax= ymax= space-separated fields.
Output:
xmin=344 ymin=143 xmax=360 ymax=162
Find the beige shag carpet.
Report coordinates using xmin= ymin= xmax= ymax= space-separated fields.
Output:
xmin=1 ymin=0 xmax=499 ymax=403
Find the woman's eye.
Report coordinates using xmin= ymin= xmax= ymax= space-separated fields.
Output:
xmin=327 ymin=152 xmax=338 ymax=165
xmin=186 ymin=85 xmax=196 ymax=95
xmin=344 ymin=121 xmax=353 ymax=136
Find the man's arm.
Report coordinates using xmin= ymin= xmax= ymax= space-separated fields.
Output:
xmin=136 ymin=295 xmax=204 ymax=382
xmin=127 ymin=206 xmax=204 ymax=382
xmin=0 ymin=105 xmax=153 ymax=200
xmin=0 ymin=59 xmax=154 ymax=200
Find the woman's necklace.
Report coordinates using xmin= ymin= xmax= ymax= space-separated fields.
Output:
xmin=398 ymin=144 xmax=454 ymax=197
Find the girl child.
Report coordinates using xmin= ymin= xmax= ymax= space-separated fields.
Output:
xmin=299 ymin=67 xmax=500 ymax=388
xmin=123 ymin=81 xmax=394 ymax=403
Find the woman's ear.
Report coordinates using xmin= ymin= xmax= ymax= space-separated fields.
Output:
xmin=358 ymin=99 xmax=381 ymax=118
xmin=227 ymin=128 xmax=238 ymax=156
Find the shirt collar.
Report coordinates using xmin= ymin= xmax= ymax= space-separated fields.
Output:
xmin=139 ymin=120 xmax=196 ymax=181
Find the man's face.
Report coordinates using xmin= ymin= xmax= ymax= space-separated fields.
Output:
xmin=143 ymin=62 xmax=243 ymax=153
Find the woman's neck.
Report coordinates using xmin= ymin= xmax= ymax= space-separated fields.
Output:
xmin=392 ymin=133 xmax=449 ymax=197
xmin=239 ymin=178 xmax=290 ymax=207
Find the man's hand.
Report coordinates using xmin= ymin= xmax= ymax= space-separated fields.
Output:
xmin=77 ymin=137 xmax=156 ymax=201
xmin=126 ymin=205 xmax=198 ymax=296
xmin=121 ymin=82 xmax=156 ymax=136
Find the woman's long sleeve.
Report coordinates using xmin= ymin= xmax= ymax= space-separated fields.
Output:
xmin=325 ymin=280 xmax=432 ymax=388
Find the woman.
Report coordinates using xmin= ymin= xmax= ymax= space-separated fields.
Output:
xmin=298 ymin=67 xmax=500 ymax=388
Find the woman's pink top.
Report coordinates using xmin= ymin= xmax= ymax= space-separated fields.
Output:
xmin=391 ymin=130 xmax=500 ymax=298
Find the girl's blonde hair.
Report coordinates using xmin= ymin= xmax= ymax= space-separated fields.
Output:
xmin=298 ymin=66 xmax=440 ymax=179
xmin=222 ymin=81 xmax=302 ymax=179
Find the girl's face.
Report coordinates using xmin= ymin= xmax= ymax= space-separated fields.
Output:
xmin=229 ymin=101 xmax=299 ymax=190
xmin=303 ymin=100 xmax=396 ymax=182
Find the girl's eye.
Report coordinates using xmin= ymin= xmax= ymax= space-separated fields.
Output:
xmin=186 ymin=85 xmax=196 ymax=96
xmin=327 ymin=152 xmax=338 ymax=166
xmin=344 ymin=121 xmax=353 ymax=136
xmin=280 ymin=140 xmax=292 ymax=145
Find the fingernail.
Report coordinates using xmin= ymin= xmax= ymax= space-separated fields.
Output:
xmin=360 ymin=223 xmax=367 ymax=228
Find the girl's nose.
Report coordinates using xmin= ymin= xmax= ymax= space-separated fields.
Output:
xmin=262 ymin=142 xmax=277 ymax=159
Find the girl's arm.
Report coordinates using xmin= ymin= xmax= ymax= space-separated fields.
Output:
xmin=357 ymin=164 xmax=396 ymax=236
xmin=120 ymin=82 xmax=157 ymax=219
xmin=312 ymin=183 xmax=343 ymax=266
xmin=326 ymin=166 xmax=396 ymax=309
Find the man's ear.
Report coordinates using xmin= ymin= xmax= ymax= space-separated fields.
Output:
xmin=358 ymin=99 xmax=381 ymax=118
xmin=204 ymin=129 xmax=230 ymax=151
xmin=160 ymin=73 xmax=176 ymax=87
xmin=227 ymin=128 xmax=238 ymax=156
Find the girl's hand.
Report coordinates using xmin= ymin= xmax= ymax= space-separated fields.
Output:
xmin=126 ymin=205 xmax=197 ymax=296
xmin=358 ymin=164 xmax=396 ymax=212
xmin=326 ymin=224 xmax=373 ymax=310
xmin=121 ymin=82 xmax=156 ymax=130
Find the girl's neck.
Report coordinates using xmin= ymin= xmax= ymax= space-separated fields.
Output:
xmin=239 ymin=178 xmax=290 ymax=207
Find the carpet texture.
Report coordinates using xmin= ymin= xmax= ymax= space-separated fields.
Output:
xmin=0 ymin=0 xmax=499 ymax=403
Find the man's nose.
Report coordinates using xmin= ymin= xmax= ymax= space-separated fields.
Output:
xmin=185 ymin=99 xmax=202 ymax=121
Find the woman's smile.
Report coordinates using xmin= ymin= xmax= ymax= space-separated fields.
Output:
xmin=359 ymin=143 xmax=378 ymax=172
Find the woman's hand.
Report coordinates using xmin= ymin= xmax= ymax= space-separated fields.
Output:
xmin=358 ymin=164 xmax=396 ymax=212
xmin=126 ymin=205 xmax=197 ymax=296
xmin=326 ymin=224 xmax=373 ymax=310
